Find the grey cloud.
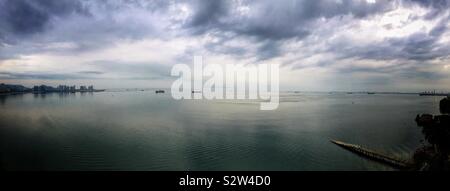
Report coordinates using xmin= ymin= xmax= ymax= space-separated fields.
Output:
xmin=400 ymin=70 xmax=447 ymax=80
xmin=183 ymin=0 xmax=450 ymax=62
xmin=405 ymin=0 xmax=450 ymax=20
xmin=365 ymin=18 xmax=449 ymax=62
xmin=183 ymin=0 xmax=395 ymax=60
xmin=0 ymin=64 xmax=169 ymax=80
xmin=330 ymin=61 xmax=447 ymax=84
xmin=187 ymin=0 xmax=230 ymax=30
xmin=0 ymin=71 xmax=87 ymax=80
xmin=0 ymin=0 xmax=170 ymax=61
xmin=78 ymin=71 xmax=104 ymax=75
xmin=88 ymin=60 xmax=173 ymax=80
xmin=255 ymin=40 xmax=283 ymax=61
xmin=288 ymin=8 xmax=450 ymax=81
xmin=409 ymin=0 xmax=449 ymax=9
xmin=0 ymin=0 xmax=173 ymax=42
xmin=202 ymin=33 xmax=249 ymax=58
xmin=204 ymin=42 xmax=248 ymax=58
xmin=1 ymin=0 xmax=450 ymax=85
xmin=2 ymin=0 xmax=444 ymax=62
xmin=186 ymin=0 xmax=394 ymax=39
xmin=312 ymin=9 xmax=450 ymax=69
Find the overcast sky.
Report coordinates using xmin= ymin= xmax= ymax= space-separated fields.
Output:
xmin=0 ymin=0 xmax=449 ymax=91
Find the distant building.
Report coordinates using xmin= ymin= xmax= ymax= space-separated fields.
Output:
xmin=64 ymin=86 xmax=70 ymax=92
xmin=0 ymin=83 xmax=9 ymax=93
xmin=58 ymin=85 xmax=66 ymax=92
xmin=0 ymin=84 xmax=102 ymax=94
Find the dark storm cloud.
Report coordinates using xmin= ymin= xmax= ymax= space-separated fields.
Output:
xmin=0 ymin=0 xmax=171 ymax=63
xmin=0 ymin=0 xmax=87 ymax=42
xmin=185 ymin=0 xmax=393 ymax=39
xmin=238 ymin=0 xmax=392 ymax=38
xmin=0 ymin=0 xmax=173 ymax=43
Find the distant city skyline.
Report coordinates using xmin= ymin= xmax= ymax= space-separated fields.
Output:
xmin=1 ymin=0 xmax=450 ymax=92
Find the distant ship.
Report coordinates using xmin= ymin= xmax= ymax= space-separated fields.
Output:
xmin=91 ymin=89 xmax=106 ymax=92
xmin=419 ymin=90 xmax=449 ymax=96
xmin=155 ymin=90 xmax=165 ymax=93
xmin=419 ymin=93 xmax=449 ymax=96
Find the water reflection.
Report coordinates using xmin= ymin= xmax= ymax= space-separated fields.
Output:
xmin=0 ymin=92 xmax=439 ymax=170
xmin=0 ymin=95 xmax=6 ymax=105
xmin=0 ymin=93 xmax=25 ymax=105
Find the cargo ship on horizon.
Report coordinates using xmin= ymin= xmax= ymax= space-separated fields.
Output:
xmin=419 ymin=90 xmax=450 ymax=96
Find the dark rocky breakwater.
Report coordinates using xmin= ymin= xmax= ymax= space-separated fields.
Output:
xmin=333 ymin=96 xmax=450 ymax=171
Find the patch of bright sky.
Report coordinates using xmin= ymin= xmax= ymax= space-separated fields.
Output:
xmin=360 ymin=5 xmax=432 ymax=39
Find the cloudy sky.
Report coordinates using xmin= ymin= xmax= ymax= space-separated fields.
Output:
xmin=0 ymin=0 xmax=449 ymax=91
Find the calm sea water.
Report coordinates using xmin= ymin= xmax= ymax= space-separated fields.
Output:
xmin=0 ymin=91 xmax=442 ymax=170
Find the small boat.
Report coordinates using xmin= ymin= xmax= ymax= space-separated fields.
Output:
xmin=155 ymin=90 xmax=165 ymax=93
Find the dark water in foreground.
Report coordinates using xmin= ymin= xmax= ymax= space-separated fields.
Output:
xmin=0 ymin=91 xmax=442 ymax=170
